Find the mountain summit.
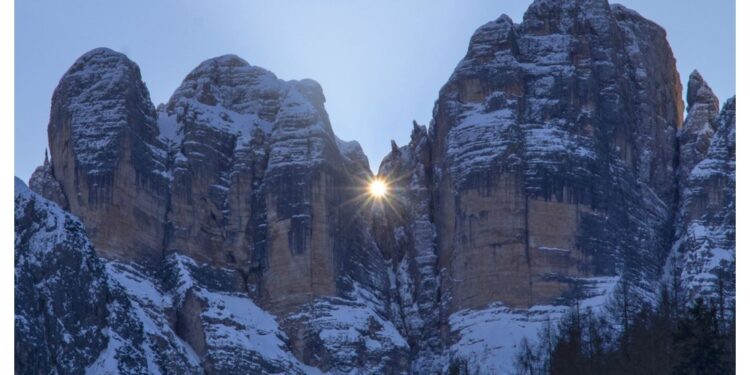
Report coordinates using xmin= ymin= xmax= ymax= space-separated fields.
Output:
xmin=18 ymin=1 xmax=734 ymax=374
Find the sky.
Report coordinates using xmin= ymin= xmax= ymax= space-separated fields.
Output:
xmin=15 ymin=0 xmax=735 ymax=181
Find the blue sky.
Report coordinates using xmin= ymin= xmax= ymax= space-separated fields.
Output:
xmin=15 ymin=0 xmax=735 ymax=180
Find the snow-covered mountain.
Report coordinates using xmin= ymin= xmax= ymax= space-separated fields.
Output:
xmin=17 ymin=0 xmax=734 ymax=374
xmin=24 ymin=46 xmax=407 ymax=375
xmin=668 ymin=72 xmax=735 ymax=306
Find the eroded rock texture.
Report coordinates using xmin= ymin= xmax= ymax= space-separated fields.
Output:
xmin=15 ymin=178 xmax=203 ymax=375
xmin=18 ymin=0 xmax=735 ymax=374
xmin=26 ymin=50 xmax=407 ymax=374
xmin=669 ymin=71 xmax=735 ymax=306
xmin=428 ymin=0 xmax=683 ymax=316
xmin=42 ymin=48 xmax=170 ymax=264
xmin=29 ymin=150 xmax=68 ymax=209
xmin=375 ymin=0 xmax=731 ymax=372
xmin=377 ymin=123 xmax=444 ymax=373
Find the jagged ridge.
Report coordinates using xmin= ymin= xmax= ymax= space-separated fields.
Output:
xmin=18 ymin=0 xmax=735 ymax=374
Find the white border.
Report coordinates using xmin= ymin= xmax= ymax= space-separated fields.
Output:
xmin=1 ymin=1 xmax=741 ymax=373
xmin=1 ymin=0 xmax=13 ymax=372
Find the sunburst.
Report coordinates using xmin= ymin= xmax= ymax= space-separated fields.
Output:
xmin=334 ymin=173 xmax=409 ymax=222
xmin=368 ymin=177 xmax=388 ymax=199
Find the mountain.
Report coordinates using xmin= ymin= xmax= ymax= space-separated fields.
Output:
xmin=669 ymin=71 xmax=735 ymax=305
xmin=25 ymin=47 xmax=407 ymax=375
xmin=16 ymin=177 xmax=322 ymax=374
xmin=379 ymin=1 xmax=688 ymax=371
xmin=17 ymin=0 xmax=734 ymax=374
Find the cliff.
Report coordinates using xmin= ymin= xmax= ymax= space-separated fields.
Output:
xmin=19 ymin=1 xmax=735 ymax=373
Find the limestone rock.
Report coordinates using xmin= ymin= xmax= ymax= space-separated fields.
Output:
xmin=377 ymin=122 xmax=444 ymax=373
xmin=378 ymin=0 xmax=686 ymax=371
xmin=15 ymin=178 xmax=109 ymax=374
xmin=28 ymin=150 xmax=68 ymax=208
xmin=670 ymin=93 xmax=735 ymax=305
xmin=15 ymin=1 xmax=736 ymax=373
xmin=429 ymin=0 xmax=682 ymax=316
xmin=678 ymin=71 xmax=720 ymax=182
xmin=159 ymin=54 xmax=282 ymax=268
xmin=25 ymin=49 xmax=409 ymax=374
xmin=158 ymin=59 xmax=406 ymax=373
xmin=46 ymin=47 xmax=169 ymax=264
xmin=15 ymin=178 xmax=202 ymax=375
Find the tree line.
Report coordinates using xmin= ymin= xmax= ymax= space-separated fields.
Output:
xmin=514 ymin=276 xmax=735 ymax=375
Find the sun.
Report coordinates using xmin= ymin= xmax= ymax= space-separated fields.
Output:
xmin=369 ymin=178 xmax=388 ymax=199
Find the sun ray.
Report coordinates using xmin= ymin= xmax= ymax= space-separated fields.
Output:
xmin=333 ymin=173 xmax=408 ymax=223
xmin=368 ymin=177 xmax=388 ymax=199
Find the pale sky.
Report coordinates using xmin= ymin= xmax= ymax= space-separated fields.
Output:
xmin=15 ymin=0 xmax=735 ymax=180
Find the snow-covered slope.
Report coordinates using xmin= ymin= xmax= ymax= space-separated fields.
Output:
xmin=15 ymin=178 xmax=202 ymax=375
xmin=16 ymin=177 xmax=336 ymax=374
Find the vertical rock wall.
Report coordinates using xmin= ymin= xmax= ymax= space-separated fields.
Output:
xmin=670 ymin=71 xmax=735 ymax=305
xmin=22 ymin=1 xmax=735 ymax=372
xmin=428 ymin=0 xmax=683 ymax=316
xmin=45 ymin=48 xmax=169 ymax=264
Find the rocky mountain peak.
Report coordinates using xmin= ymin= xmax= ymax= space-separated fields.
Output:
xmin=57 ymin=47 xmax=151 ymax=118
xmin=50 ymin=46 xmax=159 ymax=174
xmin=166 ymin=54 xmax=281 ymax=116
xmin=288 ymin=78 xmax=327 ymax=110
xmin=28 ymin=150 xmax=67 ymax=209
xmin=671 ymin=88 xmax=735 ymax=308
xmin=464 ymin=14 xmax=518 ymax=61
xmin=18 ymin=2 xmax=735 ymax=374
xmin=687 ymin=69 xmax=720 ymax=111
xmin=65 ymin=47 xmax=140 ymax=78
xmin=679 ymin=70 xmax=721 ymax=180
xmin=44 ymin=46 xmax=167 ymax=262
xmin=521 ymin=0 xmax=615 ymax=35
xmin=336 ymin=137 xmax=370 ymax=174
xmin=421 ymin=0 xmax=687 ymax=369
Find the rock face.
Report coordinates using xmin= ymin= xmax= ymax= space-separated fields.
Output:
xmin=43 ymin=48 xmax=170 ymax=264
xmin=159 ymin=56 xmax=358 ymax=305
xmin=15 ymin=178 xmax=203 ymax=375
xmin=16 ymin=178 xmax=322 ymax=375
xmin=158 ymin=55 xmax=408 ymax=373
xmin=376 ymin=122 xmax=444 ymax=373
xmin=376 ymin=0 xmax=730 ymax=372
xmin=16 ymin=177 xmax=110 ymax=374
xmin=18 ymin=0 xmax=735 ymax=374
xmin=27 ymin=49 xmax=408 ymax=374
xmin=28 ymin=150 xmax=68 ymax=209
xmin=428 ymin=0 xmax=683 ymax=316
xmin=669 ymin=71 xmax=735 ymax=306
